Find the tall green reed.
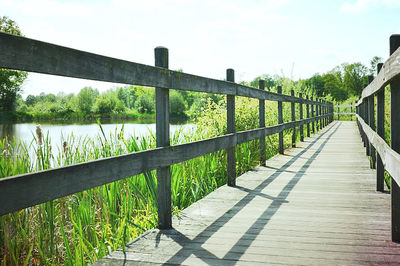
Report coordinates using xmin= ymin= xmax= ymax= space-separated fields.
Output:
xmin=1 ymin=96 xmax=297 ymax=265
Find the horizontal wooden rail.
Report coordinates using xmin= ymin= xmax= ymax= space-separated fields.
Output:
xmin=355 ymin=34 xmax=400 ymax=242
xmin=0 ymin=32 xmax=329 ymax=106
xmin=0 ymin=32 xmax=334 ymax=229
xmin=335 ymin=105 xmax=354 ymax=108
xmin=0 ymin=114 xmax=328 ymax=215
xmin=356 ymin=114 xmax=400 ymax=185
xmin=334 ymin=112 xmax=355 ymax=115
xmin=356 ymin=45 xmax=400 ymax=105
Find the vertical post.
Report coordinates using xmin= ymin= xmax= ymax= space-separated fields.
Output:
xmin=291 ymin=90 xmax=296 ymax=147
xmin=390 ymin=34 xmax=400 ymax=242
xmin=350 ymin=104 xmax=353 ymax=121
xmin=259 ymin=80 xmax=266 ymax=166
xmin=365 ymin=82 xmax=371 ymax=156
xmin=306 ymin=96 xmax=310 ymax=137
xmin=278 ymin=86 xmax=284 ymax=154
xmin=337 ymin=105 xmax=340 ymax=121
xmin=311 ymin=96 xmax=315 ymax=134
xmin=318 ymin=99 xmax=322 ymax=130
xmin=368 ymin=75 xmax=376 ymax=169
xmin=376 ymin=62 xmax=384 ymax=192
xmin=299 ymin=93 xmax=304 ymax=141
xmin=155 ymin=47 xmax=171 ymax=229
xmin=227 ymin=69 xmax=236 ymax=187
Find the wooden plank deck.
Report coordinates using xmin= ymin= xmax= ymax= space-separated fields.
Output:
xmin=95 ymin=121 xmax=400 ymax=265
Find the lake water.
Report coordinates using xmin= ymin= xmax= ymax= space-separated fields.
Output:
xmin=0 ymin=120 xmax=196 ymax=147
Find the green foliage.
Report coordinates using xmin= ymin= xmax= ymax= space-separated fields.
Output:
xmin=94 ymin=94 xmax=116 ymax=115
xmin=342 ymin=63 xmax=368 ymax=96
xmin=0 ymin=16 xmax=28 ymax=111
xmin=169 ymin=90 xmax=187 ymax=117
xmin=77 ymin=87 xmax=98 ymax=114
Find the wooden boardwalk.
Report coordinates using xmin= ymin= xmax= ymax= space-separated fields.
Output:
xmin=96 ymin=121 xmax=400 ymax=265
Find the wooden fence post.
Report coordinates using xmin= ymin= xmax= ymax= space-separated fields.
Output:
xmin=368 ymin=75 xmax=376 ymax=169
xmin=299 ymin=93 xmax=304 ymax=141
xmin=155 ymin=47 xmax=171 ymax=229
xmin=306 ymin=96 xmax=310 ymax=137
xmin=227 ymin=69 xmax=236 ymax=187
xmin=278 ymin=86 xmax=284 ymax=154
xmin=350 ymin=104 xmax=353 ymax=121
xmin=337 ymin=105 xmax=340 ymax=121
xmin=318 ymin=99 xmax=322 ymax=130
xmin=259 ymin=80 xmax=266 ymax=166
xmin=291 ymin=90 xmax=296 ymax=147
xmin=376 ymin=63 xmax=384 ymax=192
xmin=311 ymin=96 xmax=315 ymax=134
xmin=390 ymin=34 xmax=400 ymax=242
xmin=364 ymin=100 xmax=369 ymax=154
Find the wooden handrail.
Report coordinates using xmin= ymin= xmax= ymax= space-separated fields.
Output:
xmin=355 ymin=34 xmax=400 ymax=242
xmin=356 ymin=114 xmax=400 ymax=185
xmin=0 ymin=32 xmax=329 ymax=106
xmin=0 ymin=32 xmax=334 ymax=228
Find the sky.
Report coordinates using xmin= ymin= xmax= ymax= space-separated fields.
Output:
xmin=1 ymin=0 xmax=400 ymax=98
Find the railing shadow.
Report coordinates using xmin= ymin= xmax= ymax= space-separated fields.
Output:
xmin=126 ymin=121 xmax=341 ymax=264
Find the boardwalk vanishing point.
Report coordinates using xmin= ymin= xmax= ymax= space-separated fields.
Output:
xmin=97 ymin=121 xmax=400 ymax=265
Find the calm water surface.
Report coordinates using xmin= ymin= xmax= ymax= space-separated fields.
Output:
xmin=0 ymin=120 xmax=196 ymax=146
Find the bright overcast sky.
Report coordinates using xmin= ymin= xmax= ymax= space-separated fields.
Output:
xmin=1 ymin=0 xmax=400 ymax=97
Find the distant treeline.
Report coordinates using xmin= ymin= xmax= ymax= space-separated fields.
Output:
xmin=6 ymin=56 xmax=381 ymax=121
xmin=14 ymin=86 xmax=222 ymax=121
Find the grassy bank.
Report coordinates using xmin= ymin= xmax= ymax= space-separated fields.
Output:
xmin=1 ymin=96 xmax=306 ymax=265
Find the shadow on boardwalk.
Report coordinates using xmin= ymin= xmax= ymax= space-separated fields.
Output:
xmin=97 ymin=121 xmax=400 ymax=265
xmin=161 ymin=123 xmax=341 ymax=264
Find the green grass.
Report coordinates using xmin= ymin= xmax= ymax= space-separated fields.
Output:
xmin=0 ymin=96 xmax=323 ymax=265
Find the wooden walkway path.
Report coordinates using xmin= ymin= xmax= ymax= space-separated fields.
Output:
xmin=96 ymin=121 xmax=400 ymax=265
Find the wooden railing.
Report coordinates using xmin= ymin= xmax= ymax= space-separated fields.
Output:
xmin=0 ymin=32 xmax=333 ymax=229
xmin=334 ymin=104 xmax=355 ymax=120
xmin=355 ymin=34 xmax=400 ymax=242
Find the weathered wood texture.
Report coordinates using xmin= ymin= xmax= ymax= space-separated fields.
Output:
xmin=155 ymin=47 xmax=172 ymax=229
xmin=390 ymin=35 xmax=400 ymax=242
xmin=356 ymin=43 xmax=400 ymax=103
xmin=97 ymin=121 xmax=400 ymax=265
xmin=356 ymin=115 xmax=400 ymax=186
xmin=227 ymin=69 xmax=236 ymax=186
xmin=0 ymin=114 xmax=329 ymax=216
xmin=0 ymin=32 xmax=329 ymax=105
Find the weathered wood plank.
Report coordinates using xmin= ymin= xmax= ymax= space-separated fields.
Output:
xmin=356 ymin=42 xmax=400 ymax=104
xmin=155 ymin=47 xmax=171 ymax=229
xmin=98 ymin=121 xmax=400 ymax=265
xmin=377 ymin=63 xmax=385 ymax=192
xmin=355 ymin=115 xmax=400 ymax=187
xmin=390 ymin=34 xmax=400 ymax=242
xmin=258 ymin=80 xmax=266 ymax=166
xmin=0 ymin=115 xmax=328 ymax=215
xmin=0 ymin=32 xmax=330 ymax=105
xmin=227 ymin=69 xmax=236 ymax=186
xmin=278 ymin=86 xmax=284 ymax=154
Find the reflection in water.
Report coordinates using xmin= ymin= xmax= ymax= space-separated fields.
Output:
xmin=0 ymin=121 xmax=195 ymax=145
xmin=0 ymin=123 xmax=16 ymax=140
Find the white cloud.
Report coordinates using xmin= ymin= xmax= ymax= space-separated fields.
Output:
xmin=341 ymin=0 xmax=400 ymax=13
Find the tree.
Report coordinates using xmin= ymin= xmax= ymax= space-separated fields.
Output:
xmin=77 ymin=87 xmax=98 ymax=113
xmin=342 ymin=63 xmax=368 ymax=96
xmin=170 ymin=90 xmax=187 ymax=116
xmin=323 ymin=71 xmax=347 ymax=101
xmin=25 ymin=95 xmax=37 ymax=106
xmin=305 ymin=74 xmax=325 ymax=97
xmin=0 ymin=16 xmax=28 ymax=111
xmin=369 ymin=56 xmax=383 ymax=76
